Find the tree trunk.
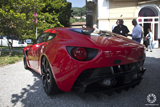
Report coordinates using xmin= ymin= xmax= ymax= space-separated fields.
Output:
xmin=7 ymin=38 xmax=13 ymax=56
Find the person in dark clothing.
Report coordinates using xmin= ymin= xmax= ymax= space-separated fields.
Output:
xmin=112 ymin=19 xmax=129 ymax=37
xmin=144 ymin=38 xmax=149 ymax=48
xmin=112 ymin=19 xmax=120 ymax=31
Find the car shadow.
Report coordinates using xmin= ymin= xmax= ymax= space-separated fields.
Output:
xmin=11 ymin=56 xmax=160 ymax=107
xmin=11 ymin=69 xmax=42 ymax=106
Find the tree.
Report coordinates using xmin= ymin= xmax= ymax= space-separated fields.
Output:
xmin=0 ymin=0 xmax=72 ymax=55
xmin=72 ymin=5 xmax=86 ymax=17
xmin=70 ymin=5 xmax=86 ymax=24
xmin=0 ymin=0 xmax=40 ymax=55
xmin=58 ymin=2 xmax=73 ymax=27
xmin=70 ymin=17 xmax=76 ymax=24
xmin=40 ymin=0 xmax=72 ymax=27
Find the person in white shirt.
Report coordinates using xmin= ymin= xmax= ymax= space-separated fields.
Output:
xmin=146 ymin=28 xmax=153 ymax=52
xmin=90 ymin=24 xmax=100 ymax=36
xmin=131 ymin=19 xmax=142 ymax=43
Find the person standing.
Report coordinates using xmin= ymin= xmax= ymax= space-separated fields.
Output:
xmin=112 ymin=19 xmax=119 ymax=31
xmin=140 ymin=25 xmax=144 ymax=44
xmin=82 ymin=25 xmax=86 ymax=28
xmin=112 ymin=19 xmax=129 ymax=37
xmin=146 ymin=28 xmax=153 ymax=52
xmin=143 ymin=26 xmax=149 ymax=48
xmin=92 ymin=24 xmax=99 ymax=33
xmin=130 ymin=19 xmax=142 ymax=43
xmin=90 ymin=24 xmax=100 ymax=36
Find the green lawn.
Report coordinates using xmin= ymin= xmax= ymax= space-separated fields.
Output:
xmin=0 ymin=52 xmax=23 ymax=66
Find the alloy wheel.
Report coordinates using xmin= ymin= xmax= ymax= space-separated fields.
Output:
xmin=41 ymin=57 xmax=52 ymax=94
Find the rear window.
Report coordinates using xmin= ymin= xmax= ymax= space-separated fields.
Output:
xmin=69 ymin=28 xmax=117 ymax=37
xmin=37 ymin=33 xmax=56 ymax=43
xmin=69 ymin=28 xmax=94 ymax=35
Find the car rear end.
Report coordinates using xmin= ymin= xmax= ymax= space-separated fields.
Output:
xmin=66 ymin=28 xmax=146 ymax=95
xmin=47 ymin=28 xmax=146 ymax=95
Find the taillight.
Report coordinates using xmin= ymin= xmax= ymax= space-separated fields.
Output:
xmin=71 ymin=47 xmax=87 ymax=61
xmin=66 ymin=46 xmax=98 ymax=61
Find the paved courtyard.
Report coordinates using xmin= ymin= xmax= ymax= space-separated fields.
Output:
xmin=0 ymin=49 xmax=160 ymax=107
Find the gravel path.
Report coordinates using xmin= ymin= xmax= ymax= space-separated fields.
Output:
xmin=0 ymin=49 xmax=160 ymax=107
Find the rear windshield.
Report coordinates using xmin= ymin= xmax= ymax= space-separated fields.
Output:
xmin=69 ymin=28 xmax=117 ymax=37
xmin=69 ymin=28 xmax=94 ymax=35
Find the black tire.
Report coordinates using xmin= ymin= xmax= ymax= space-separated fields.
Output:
xmin=23 ymin=55 xmax=29 ymax=69
xmin=41 ymin=57 xmax=61 ymax=95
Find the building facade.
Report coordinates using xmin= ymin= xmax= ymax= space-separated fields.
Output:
xmin=86 ymin=0 xmax=160 ymax=48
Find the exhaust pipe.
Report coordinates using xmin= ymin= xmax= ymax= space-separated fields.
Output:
xmin=102 ymin=78 xmax=117 ymax=86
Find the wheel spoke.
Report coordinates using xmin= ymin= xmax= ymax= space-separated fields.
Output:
xmin=47 ymin=80 xmax=50 ymax=90
xmin=42 ymin=63 xmax=46 ymax=73
xmin=46 ymin=60 xmax=49 ymax=69
xmin=43 ymin=58 xmax=46 ymax=70
xmin=46 ymin=68 xmax=51 ymax=86
xmin=42 ymin=57 xmax=50 ymax=92
xmin=44 ymin=79 xmax=48 ymax=91
xmin=42 ymin=73 xmax=46 ymax=80
xmin=41 ymin=57 xmax=57 ymax=95
xmin=42 ymin=58 xmax=47 ymax=74
xmin=42 ymin=58 xmax=47 ymax=82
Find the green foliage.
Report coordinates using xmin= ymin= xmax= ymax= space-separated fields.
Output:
xmin=72 ymin=5 xmax=86 ymax=17
xmin=70 ymin=17 xmax=86 ymax=24
xmin=0 ymin=0 xmax=38 ymax=40
xmin=0 ymin=0 xmax=72 ymax=55
xmin=70 ymin=17 xmax=76 ymax=24
xmin=58 ymin=2 xmax=73 ymax=27
xmin=70 ymin=5 xmax=86 ymax=24
xmin=0 ymin=0 xmax=72 ymax=40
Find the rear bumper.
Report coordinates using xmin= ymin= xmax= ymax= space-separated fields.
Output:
xmin=72 ymin=61 xmax=146 ymax=95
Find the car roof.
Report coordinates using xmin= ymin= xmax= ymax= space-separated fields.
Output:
xmin=43 ymin=27 xmax=94 ymax=33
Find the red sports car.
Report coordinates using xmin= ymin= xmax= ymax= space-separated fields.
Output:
xmin=23 ymin=28 xmax=146 ymax=96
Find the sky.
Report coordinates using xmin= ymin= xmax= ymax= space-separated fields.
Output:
xmin=67 ymin=0 xmax=85 ymax=7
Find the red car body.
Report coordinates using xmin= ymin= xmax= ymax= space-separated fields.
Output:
xmin=23 ymin=27 xmax=146 ymax=95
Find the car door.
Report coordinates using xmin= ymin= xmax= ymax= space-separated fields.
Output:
xmin=28 ymin=33 xmax=49 ymax=70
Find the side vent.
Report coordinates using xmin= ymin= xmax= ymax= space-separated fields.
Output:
xmin=113 ymin=60 xmax=121 ymax=65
